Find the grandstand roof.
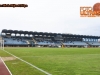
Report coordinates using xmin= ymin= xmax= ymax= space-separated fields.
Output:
xmin=1 ymin=29 xmax=100 ymax=39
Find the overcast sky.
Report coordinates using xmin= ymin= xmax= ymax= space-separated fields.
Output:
xmin=0 ymin=0 xmax=100 ymax=36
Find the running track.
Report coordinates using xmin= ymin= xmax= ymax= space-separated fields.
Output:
xmin=0 ymin=57 xmax=11 ymax=75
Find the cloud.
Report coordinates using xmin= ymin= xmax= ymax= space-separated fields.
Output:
xmin=0 ymin=0 xmax=100 ymax=36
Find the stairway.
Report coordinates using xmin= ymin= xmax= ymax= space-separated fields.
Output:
xmin=60 ymin=41 xmax=65 ymax=47
xmin=32 ymin=38 xmax=37 ymax=44
xmin=85 ymin=42 xmax=91 ymax=46
xmin=26 ymin=40 xmax=30 ymax=44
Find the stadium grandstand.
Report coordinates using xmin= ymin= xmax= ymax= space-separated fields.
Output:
xmin=1 ymin=29 xmax=100 ymax=48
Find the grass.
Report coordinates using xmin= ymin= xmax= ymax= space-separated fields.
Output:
xmin=0 ymin=47 xmax=100 ymax=75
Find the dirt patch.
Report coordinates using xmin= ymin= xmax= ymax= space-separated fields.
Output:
xmin=1 ymin=57 xmax=16 ymax=61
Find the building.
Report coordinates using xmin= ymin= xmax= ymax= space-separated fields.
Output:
xmin=1 ymin=29 xmax=100 ymax=47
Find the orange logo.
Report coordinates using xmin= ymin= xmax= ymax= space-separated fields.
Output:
xmin=80 ymin=3 xmax=100 ymax=17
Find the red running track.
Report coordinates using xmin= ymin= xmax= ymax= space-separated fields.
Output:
xmin=0 ymin=57 xmax=11 ymax=75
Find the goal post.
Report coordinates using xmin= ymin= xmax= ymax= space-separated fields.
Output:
xmin=0 ymin=40 xmax=4 ymax=50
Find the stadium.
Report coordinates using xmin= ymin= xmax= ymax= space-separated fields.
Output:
xmin=0 ymin=1 xmax=100 ymax=75
xmin=0 ymin=29 xmax=100 ymax=75
xmin=1 ymin=29 xmax=100 ymax=48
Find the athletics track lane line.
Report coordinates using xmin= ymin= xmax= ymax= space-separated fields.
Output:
xmin=0 ymin=57 xmax=12 ymax=75
xmin=2 ymin=49 xmax=52 ymax=75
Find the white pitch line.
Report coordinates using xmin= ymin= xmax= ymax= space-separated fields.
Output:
xmin=3 ymin=50 xmax=52 ymax=75
xmin=0 ymin=57 xmax=12 ymax=75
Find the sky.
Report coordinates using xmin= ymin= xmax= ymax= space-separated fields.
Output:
xmin=0 ymin=0 xmax=100 ymax=36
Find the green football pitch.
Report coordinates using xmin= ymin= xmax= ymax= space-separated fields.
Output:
xmin=0 ymin=47 xmax=100 ymax=75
